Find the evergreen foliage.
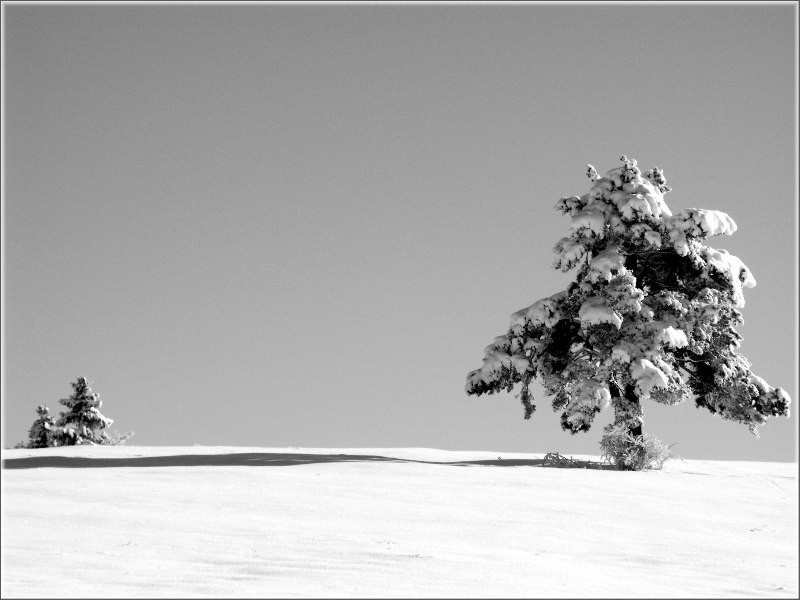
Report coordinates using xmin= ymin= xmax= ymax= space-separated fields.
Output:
xmin=466 ymin=156 xmax=791 ymax=468
xmin=52 ymin=376 xmax=114 ymax=446
xmin=26 ymin=405 xmax=56 ymax=449
xmin=14 ymin=378 xmax=132 ymax=449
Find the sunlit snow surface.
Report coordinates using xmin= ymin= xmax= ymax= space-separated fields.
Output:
xmin=2 ymin=446 xmax=797 ymax=598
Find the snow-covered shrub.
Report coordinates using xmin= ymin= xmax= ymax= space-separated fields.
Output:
xmin=542 ymin=451 xmax=604 ymax=469
xmin=466 ymin=156 xmax=791 ymax=462
xmin=35 ymin=377 xmax=133 ymax=447
xmin=51 ymin=377 xmax=114 ymax=446
xmin=25 ymin=405 xmax=56 ymax=448
xmin=600 ymin=424 xmax=675 ymax=471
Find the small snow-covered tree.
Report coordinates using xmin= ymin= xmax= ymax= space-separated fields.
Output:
xmin=52 ymin=376 xmax=114 ymax=446
xmin=466 ymin=156 xmax=791 ymax=468
xmin=25 ymin=405 xmax=56 ymax=448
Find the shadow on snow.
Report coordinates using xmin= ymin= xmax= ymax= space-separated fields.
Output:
xmin=1 ymin=452 xmax=613 ymax=470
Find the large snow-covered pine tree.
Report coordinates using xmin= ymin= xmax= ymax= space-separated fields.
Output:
xmin=466 ymin=156 xmax=790 ymax=457
xmin=53 ymin=376 xmax=114 ymax=446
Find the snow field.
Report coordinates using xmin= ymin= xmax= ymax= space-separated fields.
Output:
xmin=2 ymin=446 xmax=797 ymax=598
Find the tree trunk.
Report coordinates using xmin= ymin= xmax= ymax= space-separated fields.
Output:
xmin=607 ymin=382 xmax=646 ymax=471
xmin=624 ymin=384 xmax=643 ymax=438
xmin=610 ymin=382 xmax=644 ymax=437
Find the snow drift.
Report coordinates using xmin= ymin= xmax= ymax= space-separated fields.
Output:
xmin=1 ymin=445 xmax=797 ymax=598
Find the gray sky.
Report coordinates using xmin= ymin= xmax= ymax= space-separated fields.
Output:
xmin=2 ymin=3 xmax=797 ymax=461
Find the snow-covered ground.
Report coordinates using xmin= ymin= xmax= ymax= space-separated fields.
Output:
xmin=1 ymin=446 xmax=797 ymax=598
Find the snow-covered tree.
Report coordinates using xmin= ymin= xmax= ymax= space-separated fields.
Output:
xmin=25 ymin=405 xmax=56 ymax=448
xmin=466 ymin=156 xmax=790 ymax=465
xmin=52 ymin=377 xmax=114 ymax=446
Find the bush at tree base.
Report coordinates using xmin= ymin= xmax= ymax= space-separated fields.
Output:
xmin=599 ymin=424 xmax=675 ymax=471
